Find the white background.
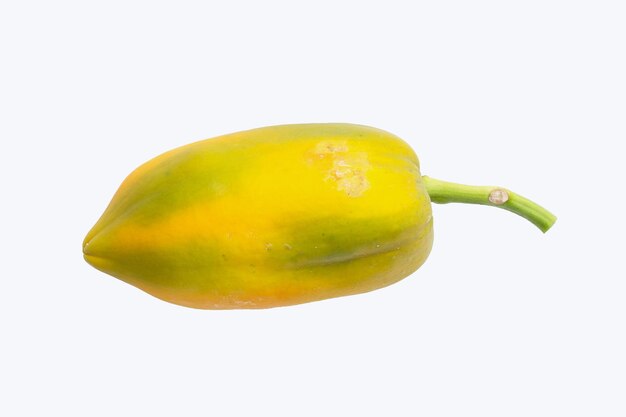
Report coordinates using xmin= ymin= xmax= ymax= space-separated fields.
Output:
xmin=1 ymin=1 xmax=625 ymax=416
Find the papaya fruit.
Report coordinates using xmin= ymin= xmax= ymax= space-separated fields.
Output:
xmin=83 ymin=123 xmax=555 ymax=309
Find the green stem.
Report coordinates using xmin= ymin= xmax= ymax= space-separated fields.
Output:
xmin=422 ymin=176 xmax=557 ymax=233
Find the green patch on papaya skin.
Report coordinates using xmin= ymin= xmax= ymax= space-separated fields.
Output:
xmin=86 ymin=142 xmax=258 ymax=242
xmin=84 ymin=237 xmax=230 ymax=292
xmin=267 ymin=211 xmax=430 ymax=271
xmin=267 ymin=216 xmax=434 ymax=304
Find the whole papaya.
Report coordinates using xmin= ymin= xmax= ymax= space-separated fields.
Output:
xmin=83 ymin=123 xmax=555 ymax=309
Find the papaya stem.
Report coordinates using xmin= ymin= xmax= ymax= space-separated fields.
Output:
xmin=422 ymin=176 xmax=557 ymax=233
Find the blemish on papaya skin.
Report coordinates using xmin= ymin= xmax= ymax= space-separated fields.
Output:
xmin=309 ymin=140 xmax=370 ymax=197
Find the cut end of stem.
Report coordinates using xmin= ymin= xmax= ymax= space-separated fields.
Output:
xmin=422 ymin=176 xmax=557 ymax=233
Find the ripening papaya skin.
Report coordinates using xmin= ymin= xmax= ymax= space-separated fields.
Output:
xmin=83 ymin=123 xmax=555 ymax=309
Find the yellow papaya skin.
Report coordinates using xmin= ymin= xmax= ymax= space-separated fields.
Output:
xmin=83 ymin=124 xmax=433 ymax=309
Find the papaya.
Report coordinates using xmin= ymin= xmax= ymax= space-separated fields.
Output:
xmin=83 ymin=124 xmax=555 ymax=309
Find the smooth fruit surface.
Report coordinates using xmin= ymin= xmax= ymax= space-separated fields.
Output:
xmin=83 ymin=124 xmax=434 ymax=308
